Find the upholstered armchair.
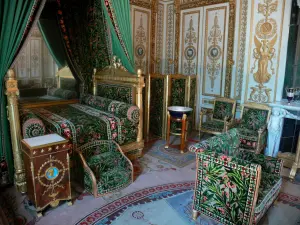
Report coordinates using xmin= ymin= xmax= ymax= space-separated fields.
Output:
xmin=199 ymin=97 xmax=236 ymax=137
xmin=227 ymin=103 xmax=271 ymax=154
xmin=189 ymin=128 xmax=282 ymax=225
xmin=76 ymin=140 xmax=133 ymax=197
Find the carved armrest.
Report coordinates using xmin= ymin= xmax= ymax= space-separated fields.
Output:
xmin=199 ymin=108 xmax=213 ymax=123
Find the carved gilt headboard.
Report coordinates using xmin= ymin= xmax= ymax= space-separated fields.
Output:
xmin=93 ymin=66 xmax=145 ymax=143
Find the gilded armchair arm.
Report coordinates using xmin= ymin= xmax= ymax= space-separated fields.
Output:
xmin=75 ymin=149 xmax=98 ymax=197
xmin=199 ymin=108 xmax=213 ymax=128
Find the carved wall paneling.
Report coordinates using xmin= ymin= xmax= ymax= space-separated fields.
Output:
xmin=12 ymin=25 xmax=57 ymax=89
xmin=155 ymin=3 xmax=164 ymax=73
xmin=131 ymin=6 xmax=151 ymax=74
xmin=175 ymin=0 xmax=236 ymax=99
xmin=165 ymin=2 xmax=176 ymax=74
xmin=245 ymin=0 xmax=288 ymax=103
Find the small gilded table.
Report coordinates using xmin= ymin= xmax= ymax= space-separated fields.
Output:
xmin=21 ymin=134 xmax=72 ymax=216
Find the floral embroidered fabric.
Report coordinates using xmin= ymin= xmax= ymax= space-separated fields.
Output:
xmin=201 ymin=120 xmax=225 ymax=132
xmin=240 ymin=108 xmax=268 ymax=131
xmin=189 ymin=129 xmax=282 ymax=225
xmin=20 ymin=109 xmax=46 ymax=138
xmin=48 ymin=88 xmax=78 ymax=99
xmin=212 ymin=101 xmax=234 ymax=120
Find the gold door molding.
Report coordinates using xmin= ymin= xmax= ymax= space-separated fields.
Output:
xmin=246 ymin=0 xmax=286 ymax=103
xmin=174 ymin=0 xmax=236 ymax=98
xmin=130 ymin=0 xmax=151 ymax=9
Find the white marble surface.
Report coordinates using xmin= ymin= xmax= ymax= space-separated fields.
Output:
xmin=23 ymin=134 xmax=65 ymax=147
xmin=269 ymin=99 xmax=300 ymax=111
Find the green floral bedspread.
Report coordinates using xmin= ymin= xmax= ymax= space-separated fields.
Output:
xmin=31 ymin=104 xmax=138 ymax=149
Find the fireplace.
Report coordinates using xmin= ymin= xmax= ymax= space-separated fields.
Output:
xmin=279 ymin=118 xmax=300 ymax=154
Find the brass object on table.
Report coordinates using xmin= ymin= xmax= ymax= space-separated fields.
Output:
xmin=21 ymin=134 xmax=72 ymax=215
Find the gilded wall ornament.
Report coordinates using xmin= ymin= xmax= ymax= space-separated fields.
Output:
xmin=249 ymin=0 xmax=278 ymax=103
xmin=183 ymin=17 xmax=197 ymax=75
xmin=206 ymin=14 xmax=223 ymax=89
xmin=135 ymin=14 xmax=147 ymax=70
xmin=155 ymin=4 xmax=164 ymax=73
xmin=165 ymin=4 xmax=175 ymax=74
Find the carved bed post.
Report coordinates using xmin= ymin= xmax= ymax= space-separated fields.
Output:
xmin=136 ymin=69 xmax=144 ymax=142
xmin=5 ymin=69 xmax=27 ymax=193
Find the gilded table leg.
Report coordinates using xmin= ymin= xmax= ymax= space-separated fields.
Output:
xmin=180 ymin=114 xmax=187 ymax=154
xmin=165 ymin=112 xmax=171 ymax=149
xmin=192 ymin=210 xmax=199 ymax=220
xmin=289 ymin=163 xmax=298 ymax=182
xmin=67 ymin=200 xmax=73 ymax=206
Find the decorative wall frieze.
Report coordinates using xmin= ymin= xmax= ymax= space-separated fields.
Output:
xmin=155 ymin=3 xmax=164 ymax=73
xmin=165 ymin=3 xmax=175 ymax=74
xmin=234 ymin=0 xmax=248 ymax=99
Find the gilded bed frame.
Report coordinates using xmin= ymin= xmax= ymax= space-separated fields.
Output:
xmin=5 ymin=63 xmax=145 ymax=193
xmin=92 ymin=65 xmax=145 ymax=159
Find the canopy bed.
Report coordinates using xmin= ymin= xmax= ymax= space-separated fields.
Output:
xmin=5 ymin=61 xmax=144 ymax=193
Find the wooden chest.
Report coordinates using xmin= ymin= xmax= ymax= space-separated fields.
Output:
xmin=21 ymin=134 xmax=72 ymax=215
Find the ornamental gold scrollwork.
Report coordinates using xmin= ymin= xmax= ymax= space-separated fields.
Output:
xmin=135 ymin=14 xmax=147 ymax=71
xmin=249 ymin=0 xmax=278 ymax=103
xmin=206 ymin=14 xmax=223 ymax=89
xmin=174 ymin=0 xmax=235 ymax=98
xmin=183 ymin=17 xmax=197 ymax=75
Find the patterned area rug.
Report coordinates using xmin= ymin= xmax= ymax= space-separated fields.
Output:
xmin=146 ymin=138 xmax=198 ymax=168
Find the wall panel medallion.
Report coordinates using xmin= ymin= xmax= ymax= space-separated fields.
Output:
xmin=181 ymin=12 xmax=200 ymax=75
xmin=132 ymin=7 xmax=151 ymax=73
xmin=246 ymin=0 xmax=285 ymax=103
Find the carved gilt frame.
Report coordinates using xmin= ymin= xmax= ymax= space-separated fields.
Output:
xmin=174 ymin=0 xmax=236 ymax=97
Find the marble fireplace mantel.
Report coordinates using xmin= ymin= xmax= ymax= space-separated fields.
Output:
xmin=267 ymin=100 xmax=300 ymax=157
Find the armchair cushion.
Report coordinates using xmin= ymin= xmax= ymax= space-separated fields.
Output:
xmin=78 ymin=140 xmax=133 ymax=196
xmin=212 ymin=100 xmax=234 ymax=120
xmin=201 ymin=120 xmax=224 ymax=133
xmin=240 ymin=108 xmax=269 ymax=131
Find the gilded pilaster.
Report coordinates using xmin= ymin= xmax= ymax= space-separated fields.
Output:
xmin=5 ymin=69 xmax=27 ymax=193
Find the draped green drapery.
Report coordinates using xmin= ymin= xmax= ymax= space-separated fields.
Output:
xmin=57 ymin=0 xmax=111 ymax=87
xmin=101 ymin=0 xmax=135 ymax=73
xmin=38 ymin=19 xmax=67 ymax=69
xmin=0 ymin=0 xmax=44 ymax=185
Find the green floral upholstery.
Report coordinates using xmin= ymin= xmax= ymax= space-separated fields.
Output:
xmin=240 ymin=107 xmax=269 ymax=131
xmin=77 ymin=140 xmax=133 ymax=197
xmin=20 ymin=109 xmax=46 ymax=138
xmin=212 ymin=101 xmax=234 ymax=120
xmin=81 ymin=94 xmax=139 ymax=123
xmin=189 ymin=129 xmax=282 ymax=225
xmin=229 ymin=104 xmax=270 ymax=153
xmin=48 ymin=88 xmax=78 ymax=99
xmin=201 ymin=120 xmax=225 ymax=133
xmin=199 ymin=98 xmax=236 ymax=136
xmin=97 ymin=83 xmax=133 ymax=104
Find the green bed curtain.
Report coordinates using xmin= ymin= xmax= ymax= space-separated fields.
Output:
xmin=38 ymin=19 xmax=67 ymax=69
xmin=57 ymin=0 xmax=111 ymax=87
xmin=0 ymin=0 xmax=45 ymax=185
xmin=101 ymin=0 xmax=135 ymax=73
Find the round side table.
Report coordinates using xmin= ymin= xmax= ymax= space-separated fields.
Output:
xmin=164 ymin=110 xmax=192 ymax=154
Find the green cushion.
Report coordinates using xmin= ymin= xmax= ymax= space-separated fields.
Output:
xmin=240 ymin=107 xmax=268 ymax=131
xmin=201 ymin=120 xmax=224 ymax=132
xmin=212 ymin=100 xmax=234 ymax=120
